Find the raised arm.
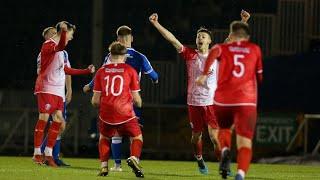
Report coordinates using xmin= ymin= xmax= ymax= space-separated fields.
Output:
xmin=149 ymin=13 xmax=183 ymax=51
xmin=225 ymin=10 xmax=251 ymax=43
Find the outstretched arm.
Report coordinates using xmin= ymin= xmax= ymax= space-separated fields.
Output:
xmin=64 ymin=64 xmax=95 ymax=75
xmin=149 ymin=13 xmax=183 ymax=51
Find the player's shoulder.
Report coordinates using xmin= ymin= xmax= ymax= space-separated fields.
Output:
xmin=122 ymin=63 xmax=136 ymax=71
xmin=128 ymin=48 xmax=148 ymax=59
xmin=182 ymin=45 xmax=197 ymax=53
xmin=246 ymin=41 xmax=262 ymax=53
xmin=42 ymin=39 xmax=55 ymax=46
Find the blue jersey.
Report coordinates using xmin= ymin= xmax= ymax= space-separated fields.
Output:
xmin=88 ymin=47 xmax=158 ymax=88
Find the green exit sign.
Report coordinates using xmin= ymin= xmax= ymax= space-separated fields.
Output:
xmin=254 ymin=113 xmax=297 ymax=146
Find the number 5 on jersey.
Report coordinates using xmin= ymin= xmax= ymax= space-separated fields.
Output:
xmin=105 ymin=75 xmax=124 ymax=96
xmin=233 ymin=54 xmax=245 ymax=78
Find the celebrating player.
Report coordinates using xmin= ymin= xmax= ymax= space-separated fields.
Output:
xmin=196 ymin=21 xmax=263 ymax=180
xmin=149 ymin=11 xmax=250 ymax=175
xmin=92 ymin=41 xmax=144 ymax=177
xmin=84 ymin=25 xmax=158 ymax=171
xmin=33 ymin=21 xmax=95 ymax=167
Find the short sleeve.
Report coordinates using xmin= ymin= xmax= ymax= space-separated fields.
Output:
xmin=130 ymin=68 xmax=141 ymax=92
xmin=93 ymin=69 xmax=102 ymax=93
xmin=179 ymin=45 xmax=197 ymax=61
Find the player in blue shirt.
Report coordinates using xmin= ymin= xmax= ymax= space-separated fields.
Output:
xmin=83 ymin=25 xmax=158 ymax=171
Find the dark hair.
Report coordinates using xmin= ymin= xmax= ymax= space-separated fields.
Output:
xmin=55 ymin=21 xmax=76 ymax=32
xmin=116 ymin=25 xmax=132 ymax=36
xmin=42 ymin=27 xmax=56 ymax=38
xmin=109 ymin=41 xmax=127 ymax=55
xmin=230 ymin=21 xmax=250 ymax=37
xmin=197 ymin=27 xmax=212 ymax=40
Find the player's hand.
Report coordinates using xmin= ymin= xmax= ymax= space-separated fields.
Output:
xmin=196 ymin=75 xmax=208 ymax=87
xmin=83 ymin=84 xmax=91 ymax=93
xmin=241 ymin=10 xmax=250 ymax=23
xmin=149 ymin=13 xmax=159 ymax=24
xmin=66 ymin=90 xmax=72 ymax=105
xmin=60 ymin=22 xmax=68 ymax=31
xmin=87 ymin=64 xmax=95 ymax=73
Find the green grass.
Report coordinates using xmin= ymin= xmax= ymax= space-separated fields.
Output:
xmin=0 ymin=156 xmax=319 ymax=180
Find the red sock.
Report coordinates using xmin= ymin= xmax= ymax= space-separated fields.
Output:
xmin=237 ymin=147 xmax=252 ymax=173
xmin=218 ymin=129 xmax=231 ymax=149
xmin=130 ymin=139 xmax=143 ymax=158
xmin=46 ymin=121 xmax=61 ymax=148
xmin=99 ymin=138 xmax=110 ymax=162
xmin=34 ymin=120 xmax=47 ymax=148
xmin=192 ymin=139 xmax=203 ymax=157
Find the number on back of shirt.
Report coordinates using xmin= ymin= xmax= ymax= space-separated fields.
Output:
xmin=105 ymin=75 xmax=123 ymax=96
xmin=233 ymin=54 xmax=245 ymax=78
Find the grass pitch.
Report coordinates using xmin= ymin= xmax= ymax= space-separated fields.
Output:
xmin=0 ymin=156 xmax=319 ymax=179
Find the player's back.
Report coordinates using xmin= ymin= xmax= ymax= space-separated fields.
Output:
xmin=215 ymin=40 xmax=262 ymax=106
xmin=95 ymin=63 xmax=139 ymax=125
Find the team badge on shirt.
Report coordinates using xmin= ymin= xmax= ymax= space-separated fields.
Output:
xmin=45 ymin=104 xmax=51 ymax=111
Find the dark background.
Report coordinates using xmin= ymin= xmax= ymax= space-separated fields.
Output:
xmin=0 ymin=0 xmax=319 ymax=158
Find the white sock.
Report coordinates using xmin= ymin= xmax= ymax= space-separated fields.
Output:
xmin=221 ymin=147 xmax=229 ymax=153
xmin=111 ymin=136 xmax=122 ymax=144
xmin=237 ymin=169 xmax=245 ymax=178
xmin=130 ymin=156 xmax=139 ymax=163
xmin=34 ymin=148 xmax=42 ymax=155
xmin=101 ymin=161 xmax=108 ymax=168
xmin=56 ymin=135 xmax=61 ymax=140
xmin=44 ymin=147 xmax=53 ymax=156
xmin=195 ymin=155 xmax=203 ymax=160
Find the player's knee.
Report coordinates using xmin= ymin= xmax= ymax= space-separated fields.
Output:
xmin=99 ymin=134 xmax=110 ymax=141
xmin=208 ymin=126 xmax=218 ymax=140
xmin=59 ymin=121 xmax=66 ymax=133
xmin=53 ymin=111 xmax=64 ymax=123
xmin=191 ymin=132 xmax=202 ymax=143
xmin=236 ymin=134 xmax=252 ymax=149
xmin=38 ymin=113 xmax=50 ymax=121
xmin=132 ymin=134 xmax=143 ymax=142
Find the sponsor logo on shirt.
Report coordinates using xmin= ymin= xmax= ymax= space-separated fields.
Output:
xmin=229 ymin=46 xmax=250 ymax=54
xmin=105 ymin=68 xmax=124 ymax=73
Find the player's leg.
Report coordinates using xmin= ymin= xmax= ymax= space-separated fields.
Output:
xmin=110 ymin=134 xmax=123 ymax=171
xmin=234 ymin=106 xmax=257 ymax=180
xmin=98 ymin=134 xmax=111 ymax=176
xmin=53 ymin=102 xmax=70 ymax=166
xmin=98 ymin=119 xmax=114 ymax=176
xmin=206 ymin=105 xmax=220 ymax=160
xmin=188 ymin=105 xmax=208 ymax=174
xmin=33 ymin=93 xmax=54 ymax=164
xmin=43 ymin=97 xmax=64 ymax=167
xmin=123 ymin=118 xmax=144 ymax=178
xmin=215 ymin=105 xmax=234 ymax=179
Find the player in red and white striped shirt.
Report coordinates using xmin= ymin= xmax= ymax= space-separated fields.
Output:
xmin=149 ymin=11 xmax=250 ymax=175
xmin=33 ymin=21 xmax=95 ymax=167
